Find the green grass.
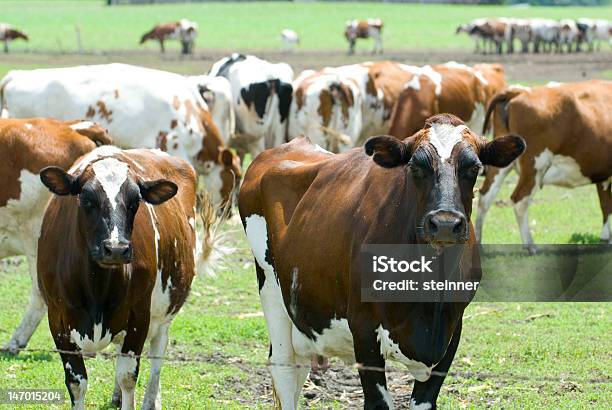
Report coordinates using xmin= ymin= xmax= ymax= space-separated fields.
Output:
xmin=1 ymin=1 xmax=612 ymax=52
xmin=1 ymin=172 xmax=610 ymax=408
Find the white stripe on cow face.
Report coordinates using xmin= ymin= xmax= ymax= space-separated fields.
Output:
xmin=427 ymin=123 xmax=467 ymax=161
xmin=91 ymin=158 xmax=129 ymax=210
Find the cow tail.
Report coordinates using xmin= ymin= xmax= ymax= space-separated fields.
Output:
xmin=482 ymin=88 xmax=523 ymax=135
xmin=0 ymin=74 xmax=10 ymax=118
xmin=194 ymin=191 xmax=234 ymax=277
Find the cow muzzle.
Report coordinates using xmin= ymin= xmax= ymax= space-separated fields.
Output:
xmin=99 ymin=240 xmax=133 ymax=266
xmin=424 ymin=210 xmax=468 ymax=245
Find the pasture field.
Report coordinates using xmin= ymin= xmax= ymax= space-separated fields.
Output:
xmin=2 ymin=1 xmax=612 ymax=53
xmin=1 ymin=172 xmax=611 ymax=409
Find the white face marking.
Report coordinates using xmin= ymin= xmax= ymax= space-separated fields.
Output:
xmin=376 ymin=325 xmax=433 ymax=382
xmin=92 ymin=157 xmax=129 ymax=210
xmin=70 ymin=322 xmax=112 ymax=353
xmin=428 ymin=123 xmax=467 ymax=160
xmin=410 ymin=399 xmax=433 ymax=410
xmin=69 ymin=121 xmax=95 ymax=131
xmin=70 ymin=145 xmax=122 ymax=173
xmin=109 ymin=226 xmax=120 ymax=246
xmin=377 ymin=384 xmax=394 ymax=409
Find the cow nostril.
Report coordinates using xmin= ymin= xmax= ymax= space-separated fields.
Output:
xmin=452 ymin=219 xmax=464 ymax=234
xmin=122 ymin=244 xmax=132 ymax=257
xmin=428 ymin=218 xmax=438 ymax=234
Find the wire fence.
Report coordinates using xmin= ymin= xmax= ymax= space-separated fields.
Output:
xmin=3 ymin=346 xmax=610 ymax=386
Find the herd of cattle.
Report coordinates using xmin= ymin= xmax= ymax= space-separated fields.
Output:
xmin=457 ymin=17 xmax=611 ymax=54
xmin=0 ymin=53 xmax=610 ymax=409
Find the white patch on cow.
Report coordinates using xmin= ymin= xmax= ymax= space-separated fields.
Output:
xmin=92 ymin=157 xmax=128 ymax=210
xmin=427 ymin=123 xmax=467 ymax=161
xmin=513 ymin=194 xmax=535 ymax=251
xmin=69 ymin=121 xmax=95 ymax=131
xmin=376 ymin=325 xmax=432 ymax=382
xmin=145 ymin=203 xmax=160 ymax=266
xmin=601 ymin=215 xmax=611 ymax=242
xmin=399 ymin=64 xmax=442 ymax=96
xmin=546 ymin=81 xmax=563 ymax=88
xmin=188 ymin=217 xmax=195 ymax=230
xmin=116 ymin=350 xmax=138 ymax=410
xmin=443 ymin=61 xmax=489 ymax=86
xmin=244 ymin=214 xmax=303 ymax=408
xmin=535 ymin=149 xmax=590 ymax=188
xmin=68 ymin=373 xmax=88 ymax=410
xmin=377 ymin=384 xmax=394 ymax=409
xmin=70 ymin=322 xmax=112 ymax=353
xmin=24 ymin=123 xmax=33 ymax=130
xmin=475 ymin=165 xmax=513 ymax=242
xmin=313 ymin=144 xmax=333 ymax=154
xmin=112 ymin=330 xmax=126 ymax=345
xmin=508 ymin=84 xmax=531 ymax=92
xmin=151 ymin=148 xmax=170 ymax=157
xmin=69 ymin=145 xmax=122 ymax=173
xmin=109 ymin=226 xmax=120 ymax=246
xmin=292 ymin=317 xmax=355 ymax=364
xmin=410 ymin=399 xmax=433 ymax=410
xmin=405 ymin=75 xmax=421 ymax=91
xmin=467 ymin=102 xmax=485 ymax=132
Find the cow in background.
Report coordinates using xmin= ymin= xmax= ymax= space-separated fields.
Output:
xmin=388 ymin=62 xmax=506 ymax=139
xmin=209 ymin=54 xmax=293 ymax=160
xmin=577 ymin=18 xmax=611 ymax=51
xmin=0 ymin=63 xmax=241 ymax=208
xmin=188 ymin=75 xmax=235 ymax=145
xmin=0 ymin=23 xmax=28 ymax=53
xmin=477 ymin=81 xmax=612 ymax=253
xmin=0 ymin=118 xmax=111 ymax=354
xmin=140 ymin=19 xmax=198 ymax=55
xmin=345 ymin=19 xmax=383 ymax=55
xmin=288 ymin=69 xmax=362 ymax=153
xmin=38 ymin=148 xmax=198 ymax=409
xmin=280 ymin=29 xmax=300 ymax=51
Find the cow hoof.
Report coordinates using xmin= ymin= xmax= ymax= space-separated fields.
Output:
xmin=0 ymin=342 xmax=21 ymax=356
xmin=524 ymin=244 xmax=539 ymax=255
xmin=111 ymin=392 xmax=121 ymax=408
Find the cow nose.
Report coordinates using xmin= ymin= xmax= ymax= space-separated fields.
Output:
xmin=101 ymin=240 xmax=132 ymax=263
xmin=425 ymin=210 xmax=467 ymax=243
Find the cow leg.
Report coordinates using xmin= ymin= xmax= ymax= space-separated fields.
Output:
xmin=115 ymin=314 xmax=148 ymax=410
xmin=142 ymin=322 xmax=170 ymax=410
xmin=348 ymin=40 xmax=355 ymax=55
xmin=159 ymin=40 xmax=165 ymax=53
xmin=596 ymin=182 xmax=612 ymax=243
xmin=410 ymin=320 xmax=462 ymax=410
xmin=511 ymin=159 xmax=541 ymax=254
xmin=354 ymin=333 xmax=392 ymax=409
xmin=111 ymin=345 xmax=122 ymax=408
xmin=50 ymin=311 xmax=88 ymax=410
xmin=3 ymin=40 xmax=8 ymax=53
xmin=475 ymin=165 xmax=513 ymax=242
xmin=2 ymin=254 xmax=47 ymax=354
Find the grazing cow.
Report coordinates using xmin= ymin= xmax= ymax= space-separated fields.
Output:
xmin=558 ymin=19 xmax=580 ymax=53
xmin=576 ymin=18 xmax=611 ymax=52
xmin=531 ymin=19 xmax=560 ymax=53
xmin=0 ymin=23 xmax=28 ymax=53
xmin=508 ymin=18 xmax=532 ymax=53
xmin=0 ymin=118 xmax=112 ymax=354
xmin=288 ymin=69 xmax=362 ymax=153
xmin=0 ymin=63 xmax=241 ymax=207
xmin=345 ymin=19 xmax=383 ymax=55
xmin=458 ymin=19 xmax=509 ymax=54
xmin=476 ymin=81 xmax=612 ymax=253
xmin=456 ymin=18 xmax=492 ymax=54
xmin=209 ymin=54 xmax=293 ymax=160
xmin=38 ymin=147 xmax=197 ymax=410
xmin=388 ymin=62 xmax=506 ymax=140
xmin=280 ymin=29 xmax=300 ymax=51
xmin=140 ymin=19 xmax=198 ymax=55
xmin=239 ymin=114 xmax=525 ymax=409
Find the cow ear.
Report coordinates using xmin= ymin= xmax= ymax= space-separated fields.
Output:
xmin=139 ymin=179 xmax=178 ymax=205
xmin=40 ymin=166 xmax=80 ymax=196
xmin=479 ymin=134 xmax=526 ymax=167
xmin=365 ymin=135 xmax=413 ymax=168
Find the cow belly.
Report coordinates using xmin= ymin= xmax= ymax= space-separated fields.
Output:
xmin=536 ymin=149 xmax=591 ymax=188
xmin=292 ymin=318 xmax=356 ymax=364
xmin=0 ymin=170 xmax=48 ymax=258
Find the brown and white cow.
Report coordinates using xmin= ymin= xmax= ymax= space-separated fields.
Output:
xmin=345 ymin=19 xmax=383 ymax=55
xmin=38 ymin=147 xmax=197 ymax=410
xmin=288 ymin=69 xmax=362 ymax=153
xmin=0 ymin=23 xmax=28 ymax=53
xmin=0 ymin=63 xmax=241 ymax=208
xmin=476 ymin=81 xmax=612 ymax=253
xmin=239 ymin=114 xmax=525 ymax=409
xmin=140 ymin=19 xmax=198 ymax=55
xmin=388 ymin=62 xmax=506 ymax=140
xmin=456 ymin=18 xmax=509 ymax=54
xmin=0 ymin=118 xmax=111 ymax=354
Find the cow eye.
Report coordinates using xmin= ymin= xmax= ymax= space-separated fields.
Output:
xmin=128 ymin=201 xmax=140 ymax=213
xmin=409 ymin=162 xmax=430 ymax=179
xmin=80 ymin=197 xmax=95 ymax=209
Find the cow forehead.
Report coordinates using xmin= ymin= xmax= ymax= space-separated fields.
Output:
xmin=91 ymin=157 xmax=130 ymax=210
xmin=426 ymin=123 xmax=468 ymax=160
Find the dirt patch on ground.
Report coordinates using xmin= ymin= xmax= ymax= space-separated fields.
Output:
xmin=2 ymin=48 xmax=610 ymax=83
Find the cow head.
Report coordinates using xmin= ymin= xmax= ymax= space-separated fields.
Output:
xmin=40 ymin=158 xmax=177 ymax=267
xmin=365 ymin=114 xmax=525 ymax=246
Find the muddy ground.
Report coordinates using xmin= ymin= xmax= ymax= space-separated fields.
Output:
xmin=2 ymin=48 xmax=611 ymax=83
